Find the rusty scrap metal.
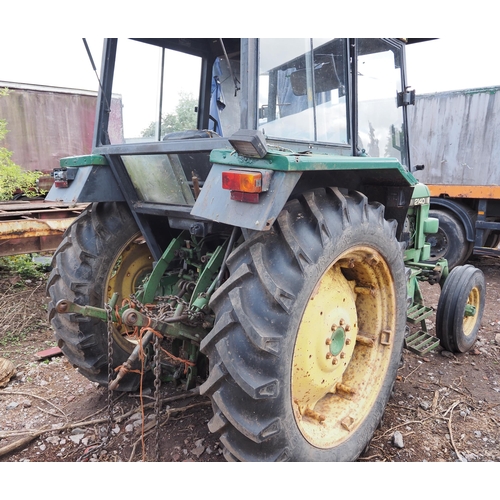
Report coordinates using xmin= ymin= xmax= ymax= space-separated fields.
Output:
xmin=0 ymin=200 xmax=88 ymax=257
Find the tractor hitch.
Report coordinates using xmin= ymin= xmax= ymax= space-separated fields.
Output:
xmin=55 ymin=298 xmax=117 ymax=322
xmin=55 ymin=298 xmax=201 ymax=342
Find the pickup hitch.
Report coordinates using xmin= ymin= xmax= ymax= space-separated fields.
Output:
xmin=54 ymin=296 xmax=202 ymax=390
xmin=55 ymin=298 xmax=116 ymax=321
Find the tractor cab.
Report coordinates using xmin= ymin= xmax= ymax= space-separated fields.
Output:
xmin=48 ymin=38 xmax=417 ymax=255
xmin=93 ymin=38 xmax=413 ymax=161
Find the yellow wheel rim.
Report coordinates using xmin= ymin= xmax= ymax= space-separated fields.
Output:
xmin=106 ymin=233 xmax=153 ymax=348
xmin=292 ymin=246 xmax=396 ymax=449
xmin=463 ymin=286 xmax=480 ymax=337
xmin=106 ymin=234 xmax=152 ymax=302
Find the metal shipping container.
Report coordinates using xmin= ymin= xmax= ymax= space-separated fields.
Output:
xmin=407 ymin=86 xmax=500 ymax=267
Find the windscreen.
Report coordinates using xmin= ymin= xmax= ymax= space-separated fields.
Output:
xmin=258 ymin=38 xmax=349 ymax=145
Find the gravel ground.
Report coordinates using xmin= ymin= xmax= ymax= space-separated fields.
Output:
xmin=0 ymin=256 xmax=499 ymax=465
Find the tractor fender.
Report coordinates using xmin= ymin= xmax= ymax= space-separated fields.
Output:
xmin=191 ymin=164 xmax=302 ymax=231
xmin=45 ymin=155 xmax=125 ymax=204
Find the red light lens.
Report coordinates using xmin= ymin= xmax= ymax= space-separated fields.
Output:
xmin=230 ymin=191 xmax=260 ymax=203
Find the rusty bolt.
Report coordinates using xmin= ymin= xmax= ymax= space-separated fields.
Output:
xmin=330 ymin=323 xmax=337 ymax=331
xmin=56 ymin=300 xmax=69 ymax=313
xmin=345 ymin=325 xmax=351 ymax=332
xmin=339 ymin=318 xmax=345 ymax=326
xmin=345 ymin=338 xmax=351 ymax=345
xmin=325 ymin=338 xmax=332 ymax=345
xmin=326 ymin=353 xmax=333 ymax=359
xmin=332 ymin=357 xmax=338 ymax=365
xmin=340 ymin=352 xmax=346 ymax=359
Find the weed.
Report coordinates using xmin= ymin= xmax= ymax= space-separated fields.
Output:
xmin=0 ymin=329 xmax=27 ymax=347
xmin=0 ymin=254 xmax=49 ymax=282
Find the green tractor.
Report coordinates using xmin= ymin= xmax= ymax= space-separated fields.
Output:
xmin=46 ymin=38 xmax=485 ymax=461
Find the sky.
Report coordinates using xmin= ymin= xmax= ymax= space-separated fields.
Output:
xmin=1 ymin=37 xmax=498 ymax=96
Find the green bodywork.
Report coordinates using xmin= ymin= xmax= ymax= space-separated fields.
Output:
xmin=210 ymin=148 xmax=416 ymax=178
xmin=55 ymin=148 xmax=446 ymax=358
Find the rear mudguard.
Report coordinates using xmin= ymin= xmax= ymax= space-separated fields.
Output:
xmin=45 ymin=155 xmax=124 ymax=204
xmin=191 ymin=164 xmax=302 ymax=231
xmin=192 ymin=148 xmax=418 ymax=231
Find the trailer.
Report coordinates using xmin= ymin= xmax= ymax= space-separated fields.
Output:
xmin=408 ymin=86 xmax=500 ymax=268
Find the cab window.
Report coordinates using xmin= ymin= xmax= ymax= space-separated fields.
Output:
xmin=357 ymin=39 xmax=407 ymax=165
xmin=258 ymin=38 xmax=348 ymax=145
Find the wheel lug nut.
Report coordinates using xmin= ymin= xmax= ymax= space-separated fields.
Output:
xmin=332 ymin=357 xmax=338 ymax=365
xmin=340 ymin=352 xmax=345 ymax=359
xmin=345 ymin=325 xmax=351 ymax=332
xmin=339 ymin=319 xmax=345 ymax=326
xmin=345 ymin=338 xmax=351 ymax=345
xmin=326 ymin=353 xmax=333 ymax=359
xmin=331 ymin=324 xmax=337 ymax=331
xmin=325 ymin=338 xmax=332 ymax=345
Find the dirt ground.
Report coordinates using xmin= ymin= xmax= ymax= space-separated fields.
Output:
xmin=0 ymin=255 xmax=499 ymax=463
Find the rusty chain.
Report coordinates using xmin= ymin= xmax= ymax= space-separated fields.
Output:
xmin=129 ymin=294 xmax=205 ymax=327
xmin=154 ymin=333 xmax=162 ymax=461
xmin=106 ymin=303 xmax=115 ymax=442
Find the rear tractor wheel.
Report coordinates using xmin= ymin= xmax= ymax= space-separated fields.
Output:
xmin=436 ymin=264 xmax=485 ymax=353
xmin=47 ymin=203 xmax=154 ymax=391
xmin=201 ymin=188 xmax=407 ymax=461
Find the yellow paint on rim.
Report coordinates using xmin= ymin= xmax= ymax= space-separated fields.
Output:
xmin=107 ymin=234 xmax=152 ymax=303
xmin=106 ymin=234 xmax=153 ymax=349
xmin=291 ymin=246 xmax=396 ymax=449
xmin=463 ymin=286 xmax=481 ymax=337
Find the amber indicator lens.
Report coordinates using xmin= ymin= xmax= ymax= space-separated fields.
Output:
xmin=222 ymin=171 xmax=263 ymax=193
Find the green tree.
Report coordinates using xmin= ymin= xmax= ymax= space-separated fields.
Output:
xmin=142 ymin=93 xmax=198 ymax=138
xmin=0 ymin=89 xmax=45 ymax=200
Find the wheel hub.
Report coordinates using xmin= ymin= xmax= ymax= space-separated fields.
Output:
xmin=463 ymin=286 xmax=480 ymax=336
xmin=292 ymin=266 xmax=357 ymax=417
xmin=328 ymin=322 xmax=347 ymax=357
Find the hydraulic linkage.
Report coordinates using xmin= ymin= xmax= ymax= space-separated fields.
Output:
xmin=53 ymin=228 xmax=237 ymax=391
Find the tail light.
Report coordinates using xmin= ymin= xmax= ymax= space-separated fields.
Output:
xmin=222 ymin=169 xmax=272 ymax=204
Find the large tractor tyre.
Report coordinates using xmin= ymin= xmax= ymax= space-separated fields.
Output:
xmin=435 ymin=264 xmax=485 ymax=353
xmin=200 ymin=188 xmax=407 ymax=462
xmin=426 ymin=209 xmax=473 ymax=269
xmin=47 ymin=202 xmax=153 ymax=391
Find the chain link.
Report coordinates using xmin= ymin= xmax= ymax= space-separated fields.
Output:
xmin=154 ymin=333 xmax=162 ymax=461
xmin=105 ymin=303 xmax=115 ymax=442
xmin=130 ymin=294 xmax=204 ymax=327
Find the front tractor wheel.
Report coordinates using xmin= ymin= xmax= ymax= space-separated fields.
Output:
xmin=200 ymin=188 xmax=407 ymax=461
xmin=436 ymin=264 xmax=485 ymax=353
xmin=47 ymin=203 xmax=153 ymax=391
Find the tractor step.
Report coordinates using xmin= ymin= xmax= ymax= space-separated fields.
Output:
xmin=405 ymin=330 xmax=441 ymax=355
xmin=407 ymin=304 xmax=434 ymax=324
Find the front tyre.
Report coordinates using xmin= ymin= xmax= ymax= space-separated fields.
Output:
xmin=436 ymin=264 xmax=485 ymax=353
xmin=200 ymin=188 xmax=407 ymax=461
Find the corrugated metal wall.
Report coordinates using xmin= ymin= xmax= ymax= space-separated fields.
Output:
xmin=409 ymin=86 xmax=500 ymax=186
xmin=0 ymin=82 xmax=96 ymax=173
